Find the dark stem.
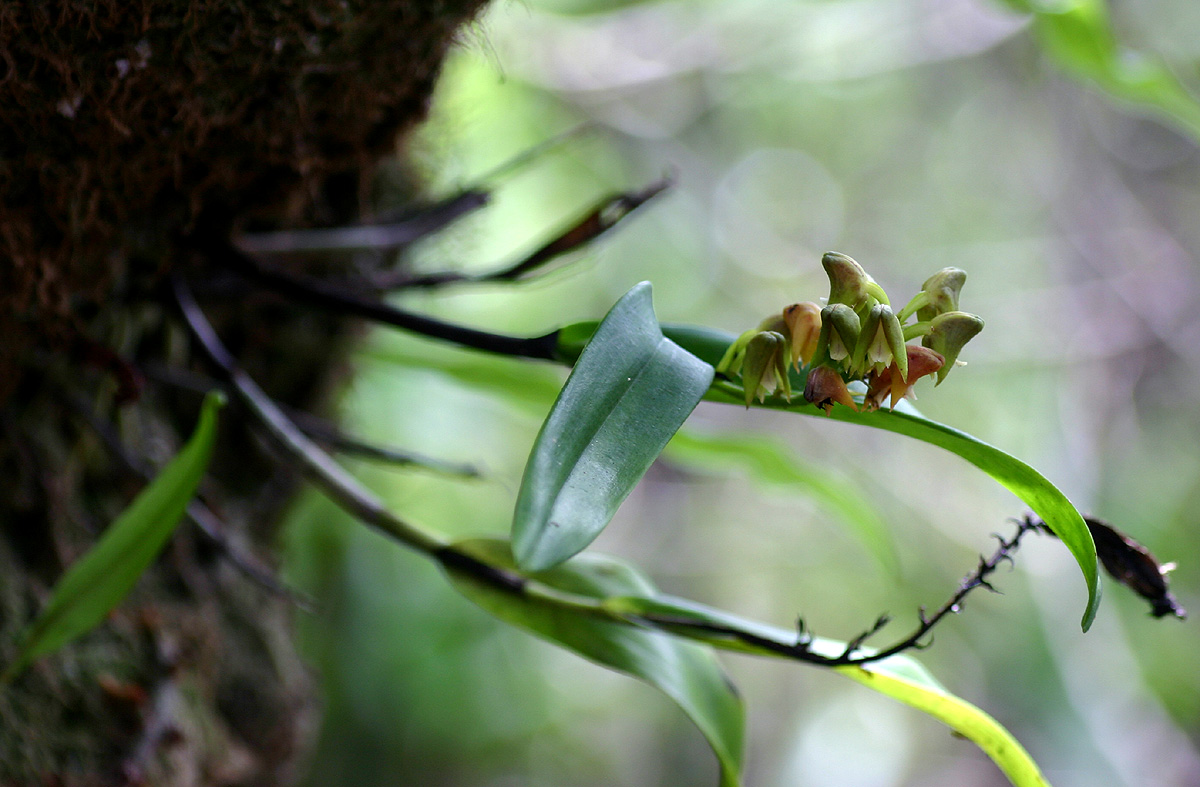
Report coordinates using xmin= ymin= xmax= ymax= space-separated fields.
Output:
xmin=171 ymin=275 xmax=1051 ymax=670
xmin=191 ymin=236 xmax=562 ymax=361
xmin=834 ymin=516 xmax=1042 ymax=665
xmin=234 ymin=189 xmax=490 ymax=255
xmin=373 ymin=178 xmax=671 ymax=289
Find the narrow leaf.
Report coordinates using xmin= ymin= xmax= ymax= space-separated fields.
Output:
xmin=836 ymin=666 xmax=1051 ymax=787
xmin=604 ymin=594 xmax=1049 ymax=787
xmin=815 ymin=407 xmax=1099 ymax=630
xmin=2 ymin=392 xmax=224 ymax=682
xmin=445 ymin=539 xmax=745 ymax=787
xmin=513 ymin=283 xmax=714 ymax=571
xmin=631 ymin=325 xmax=1099 ymax=631
xmin=664 ymin=428 xmax=899 ymax=575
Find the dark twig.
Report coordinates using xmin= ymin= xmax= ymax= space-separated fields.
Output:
xmin=373 ymin=178 xmax=672 ymax=289
xmin=139 ymin=361 xmax=482 ymax=478
xmin=833 ymin=518 xmax=1043 ymax=665
xmin=173 ymin=274 xmax=451 ymax=555
xmin=286 ymin=410 xmax=483 ymax=478
xmin=172 ymin=275 xmax=1070 ymax=669
xmin=634 ymin=518 xmax=1045 ymax=667
xmin=233 ymin=123 xmax=593 ymax=256
xmin=235 ymin=189 xmax=490 ymax=255
xmin=467 ymin=122 xmax=595 ymax=185
xmin=196 ymin=236 xmax=562 ymax=361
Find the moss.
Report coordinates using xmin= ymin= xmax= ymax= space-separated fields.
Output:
xmin=0 ymin=0 xmax=486 ymax=394
xmin=0 ymin=0 xmax=489 ymax=781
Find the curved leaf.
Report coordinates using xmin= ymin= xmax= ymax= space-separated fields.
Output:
xmin=559 ymin=324 xmax=1099 ymax=630
xmin=3 ymin=391 xmax=224 ymax=682
xmin=837 ymin=665 xmax=1051 ymax=787
xmin=444 ymin=539 xmax=745 ymax=787
xmin=513 ymin=283 xmax=714 ymax=571
xmin=797 ymin=405 xmax=1097 ymax=630
xmin=603 ymin=593 xmax=1049 ymax=787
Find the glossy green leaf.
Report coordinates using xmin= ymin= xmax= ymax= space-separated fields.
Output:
xmin=445 ymin=539 xmax=745 ymax=787
xmin=2 ymin=392 xmax=224 ymax=682
xmin=575 ymin=324 xmax=1098 ymax=630
xmin=810 ymin=406 xmax=1097 ymax=630
xmin=998 ymin=0 xmax=1200 ymax=140
xmin=603 ymin=593 xmax=1049 ymax=787
xmin=513 ymin=283 xmax=714 ymax=571
xmin=664 ymin=428 xmax=898 ymax=576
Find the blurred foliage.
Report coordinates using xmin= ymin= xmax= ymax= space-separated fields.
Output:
xmin=283 ymin=0 xmax=1200 ymax=784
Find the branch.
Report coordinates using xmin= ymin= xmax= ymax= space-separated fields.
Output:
xmin=140 ymin=362 xmax=480 ymax=477
xmin=196 ymin=237 xmax=562 ymax=361
xmin=172 ymin=275 xmax=450 ymax=555
xmin=372 ymin=178 xmax=671 ymax=289
xmin=235 ymin=189 xmax=490 ymax=255
xmin=627 ymin=517 xmax=1043 ymax=667
xmin=173 ymin=274 xmax=1052 ymax=669
xmin=233 ymin=123 xmax=593 ymax=257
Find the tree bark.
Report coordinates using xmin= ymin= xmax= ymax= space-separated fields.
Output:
xmin=0 ymin=2 xmax=487 ymax=783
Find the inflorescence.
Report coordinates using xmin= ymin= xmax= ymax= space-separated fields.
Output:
xmin=717 ymin=252 xmax=985 ymax=412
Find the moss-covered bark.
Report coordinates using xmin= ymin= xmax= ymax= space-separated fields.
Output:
xmin=0 ymin=1 xmax=487 ymax=783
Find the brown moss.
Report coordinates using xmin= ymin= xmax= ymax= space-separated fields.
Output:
xmin=0 ymin=0 xmax=485 ymax=393
xmin=0 ymin=1 xmax=489 ymax=782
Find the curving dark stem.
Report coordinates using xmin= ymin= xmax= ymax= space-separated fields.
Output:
xmin=235 ymin=189 xmax=490 ymax=255
xmin=371 ymin=178 xmax=671 ymax=289
xmin=193 ymin=235 xmax=563 ymax=361
xmin=169 ymin=275 xmax=1082 ymax=669
xmin=631 ymin=518 xmax=1044 ymax=667
xmin=833 ymin=517 xmax=1043 ymax=665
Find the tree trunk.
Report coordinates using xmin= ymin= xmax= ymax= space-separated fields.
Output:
xmin=0 ymin=2 xmax=487 ymax=783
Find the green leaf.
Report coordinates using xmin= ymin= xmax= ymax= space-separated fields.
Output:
xmin=815 ymin=407 xmax=1098 ymax=630
xmin=663 ymin=428 xmax=899 ymax=576
xmin=2 ymin=392 xmax=224 ymax=682
xmin=999 ymin=0 xmax=1200 ymax=141
xmin=837 ymin=665 xmax=1051 ymax=787
xmin=602 ymin=594 xmax=1049 ymax=787
xmin=513 ymin=283 xmax=714 ymax=571
xmin=444 ymin=539 xmax=745 ymax=787
xmin=629 ymin=325 xmax=1099 ymax=631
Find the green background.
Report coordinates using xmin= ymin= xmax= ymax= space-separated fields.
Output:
xmin=283 ymin=1 xmax=1200 ymax=784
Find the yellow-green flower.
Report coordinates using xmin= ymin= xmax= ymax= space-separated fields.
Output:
xmin=923 ymin=311 xmax=984 ymax=384
xmin=742 ymin=331 xmax=791 ymax=405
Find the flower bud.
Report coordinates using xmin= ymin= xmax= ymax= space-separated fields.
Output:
xmin=922 ymin=311 xmax=983 ymax=384
xmin=803 ymin=365 xmax=857 ymax=414
xmin=851 ymin=303 xmax=907 ymax=380
xmin=917 ymin=268 xmax=967 ymax=322
xmin=783 ymin=302 xmax=822 ymax=369
xmin=742 ymin=331 xmax=790 ymax=405
xmin=715 ymin=327 xmax=758 ymax=377
xmin=822 ymin=252 xmax=876 ymax=310
xmin=815 ymin=303 xmax=860 ymax=365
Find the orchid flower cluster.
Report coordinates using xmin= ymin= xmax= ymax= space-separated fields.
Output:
xmin=716 ymin=252 xmax=984 ymax=412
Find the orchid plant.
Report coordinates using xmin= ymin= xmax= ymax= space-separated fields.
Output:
xmin=717 ymin=252 xmax=983 ymax=412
